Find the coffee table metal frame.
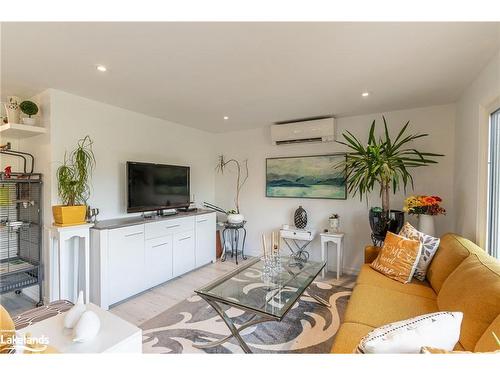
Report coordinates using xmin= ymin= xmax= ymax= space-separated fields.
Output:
xmin=282 ymin=237 xmax=312 ymax=263
xmin=193 ymin=257 xmax=329 ymax=353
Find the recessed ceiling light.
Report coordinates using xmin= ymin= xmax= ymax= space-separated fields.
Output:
xmin=96 ymin=65 xmax=107 ymax=72
xmin=361 ymin=91 xmax=370 ymax=97
xmin=223 ymin=116 xmax=229 ymax=120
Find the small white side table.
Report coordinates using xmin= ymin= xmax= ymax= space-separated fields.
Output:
xmin=50 ymin=223 xmax=93 ymax=304
xmin=320 ymin=232 xmax=345 ymax=279
xmin=17 ymin=303 xmax=142 ymax=353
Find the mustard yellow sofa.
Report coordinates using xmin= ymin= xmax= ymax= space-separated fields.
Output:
xmin=331 ymin=233 xmax=500 ymax=353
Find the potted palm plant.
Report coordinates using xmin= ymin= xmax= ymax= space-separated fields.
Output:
xmin=53 ymin=136 xmax=95 ymax=226
xmin=335 ymin=117 xmax=443 ymax=243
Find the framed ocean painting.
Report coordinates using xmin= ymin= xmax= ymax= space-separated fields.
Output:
xmin=266 ymin=154 xmax=347 ymax=199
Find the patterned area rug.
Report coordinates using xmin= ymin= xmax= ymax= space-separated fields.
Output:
xmin=140 ymin=281 xmax=352 ymax=353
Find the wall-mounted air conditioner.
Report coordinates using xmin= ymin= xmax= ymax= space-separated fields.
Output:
xmin=270 ymin=117 xmax=335 ymax=145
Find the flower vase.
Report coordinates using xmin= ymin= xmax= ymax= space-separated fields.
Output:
xmin=418 ymin=214 xmax=435 ymax=236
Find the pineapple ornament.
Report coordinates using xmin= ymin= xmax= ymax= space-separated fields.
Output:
xmin=294 ymin=206 xmax=307 ymax=229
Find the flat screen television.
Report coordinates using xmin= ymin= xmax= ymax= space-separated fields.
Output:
xmin=127 ymin=161 xmax=190 ymax=213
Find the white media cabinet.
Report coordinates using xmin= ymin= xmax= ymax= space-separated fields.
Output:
xmin=89 ymin=209 xmax=216 ymax=310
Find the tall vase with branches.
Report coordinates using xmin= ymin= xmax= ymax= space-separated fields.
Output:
xmin=216 ymin=155 xmax=248 ymax=214
xmin=335 ymin=117 xmax=443 ymax=241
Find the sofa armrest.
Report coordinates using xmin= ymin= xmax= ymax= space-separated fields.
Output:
xmin=364 ymin=245 xmax=381 ymax=264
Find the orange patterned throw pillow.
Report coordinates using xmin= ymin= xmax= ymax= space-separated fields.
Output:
xmin=371 ymin=231 xmax=422 ymax=283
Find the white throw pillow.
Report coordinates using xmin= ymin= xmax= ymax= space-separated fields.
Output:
xmin=399 ymin=222 xmax=440 ymax=281
xmin=356 ymin=311 xmax=463 ymax=354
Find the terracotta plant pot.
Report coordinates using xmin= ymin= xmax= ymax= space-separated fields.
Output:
xmin=52 ymin=205 xmax=87 ymax=226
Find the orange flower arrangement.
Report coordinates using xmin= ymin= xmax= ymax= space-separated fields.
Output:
xmin=404 ymin=195 xmax=446 ymax=216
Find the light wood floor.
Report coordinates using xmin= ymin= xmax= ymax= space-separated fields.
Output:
xmin=110 ymin=257 xmax=357 ymax=326
xmin=1 ymin=292 xmax=38 ymax=317
xmin=1 ymin=257 xmax=357 ymax=326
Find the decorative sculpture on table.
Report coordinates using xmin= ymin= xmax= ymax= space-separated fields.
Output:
xmin=294 ymin=206 xmax=307 ymax=229
xmin=261 ymin=231 xmax=283 ymax=282
xmin=63 ymin=290 xmax=101 ymax=343
xmin=73 ymin=311 xmax=101 ymax=343
xmin=64 ymin=291 xmax=86 ymax=329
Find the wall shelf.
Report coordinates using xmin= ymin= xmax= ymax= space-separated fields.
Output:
xmin=0 ymin=123 xmax=46 ymax=139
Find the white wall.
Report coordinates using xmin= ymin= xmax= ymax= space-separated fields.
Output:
xmin=454 ymin=51 xmax=500 ymax=245
xmin=49 ymin=89 xmax=216 ymax=220
xmin=1 ymin=89 xmax=461 ymax=298
xmin=215 ymin=104 xmax=456 ymax=273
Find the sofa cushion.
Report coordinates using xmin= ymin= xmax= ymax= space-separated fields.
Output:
xmin=370 ymin=231 xmax=422 ymax=284
xmin=474 ymin=315 xmax=500 ymax=352
xmin=344 ymin=284 xmax=438 ymax=328
xmin=331 ymin=322 xmax=375 ymax=353
xmin=427 ymin=233 xmax=481 ymax=293
xmin=356 ymin=264 xmax=437 ymax=299
xmin=399 ymin=222 xmax=440 ymax=281
xmin=356 ymin=311 xmax=463 ymax=354
xmin=437 ymin=252 xmax=500 ymax=351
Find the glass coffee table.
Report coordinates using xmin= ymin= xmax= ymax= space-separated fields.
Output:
xmin=194 ymin=256 xmax=328 ymax=353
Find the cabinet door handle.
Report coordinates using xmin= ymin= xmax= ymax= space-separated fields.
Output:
xmin=197 ymin=219 xmax=208 ymax=223
xmin=125 ymin=232 xmax=143 ymax=237
xmin=152 ymin=242 xmax=169 ymax=248
xmin=178 ymin=236 xmax=192 ymax=241
xmin=166 ymin=224 xmax=180 ymax=229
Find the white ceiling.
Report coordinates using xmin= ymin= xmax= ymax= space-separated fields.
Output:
xmin=2 ymin=22 xmax=499 ymax=133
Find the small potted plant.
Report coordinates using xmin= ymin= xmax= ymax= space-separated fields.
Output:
xmin=19 ymin=100 xmax=39 ymax=125
xmin=329 ymin=213 xmax=340 ymax=233
xmin=53 ymin=136 xmax=95 ymax=226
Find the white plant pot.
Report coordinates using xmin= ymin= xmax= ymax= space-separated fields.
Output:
xmin=21 ymin=117 xmax=36 ymax=125
xmin=329 ymin=218 xmax=340 ymax=233
xmin=227 ymin=213 xmax=244 ymax=224
xmin=418 ymin=215 xmax=435 ymax=236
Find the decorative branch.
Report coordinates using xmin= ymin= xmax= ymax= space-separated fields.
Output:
xmin=216 ymin=155 xmax=249 ymax=214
